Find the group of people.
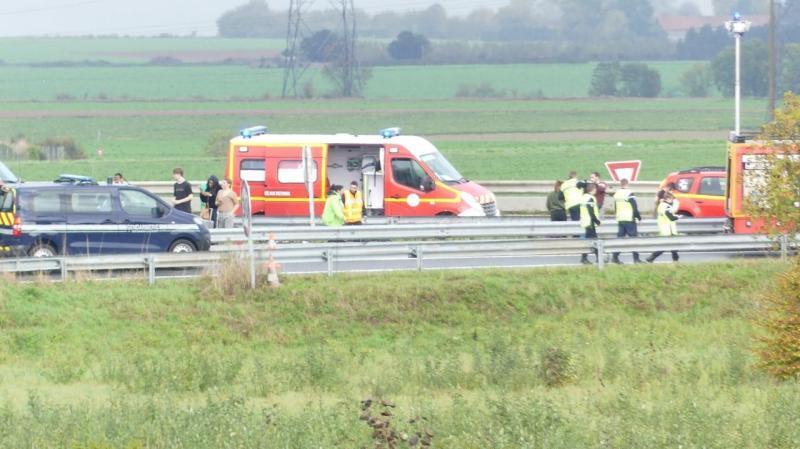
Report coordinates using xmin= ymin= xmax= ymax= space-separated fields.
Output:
xmin=170 ymin=168 xmax=240 ymax=229
xmin=322 ymin=181 xmax=365 ymax=227
xmin=546 ymin=171 xmax=681 ymax=265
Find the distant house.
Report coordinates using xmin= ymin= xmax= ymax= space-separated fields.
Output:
xmin=657 ymin=15 xmax=769 ymax=41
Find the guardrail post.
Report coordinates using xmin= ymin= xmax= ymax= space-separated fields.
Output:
xmin=780 ymin=234 xmax=788 ymax=262
xmin=416 ymin=245 xmax=424 ymax=272
xmin=146 ymin=255 xmax=156 ymax=285
xmin=323 ymin=250 xmax=334 ymax=277
xmin=60 ymin=257 xmax=67 ymax=281
xmin=595 ymin=240 xmax=605 ymax=270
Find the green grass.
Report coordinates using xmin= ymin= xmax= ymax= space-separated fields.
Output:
xmin=0 ymin=37 xmax=286 ymax=64
xmin=0 ymin=62 xmax=715 ymax=101
xmin=0 ymin=98 xmax=765 ymax=182
xmin=0 ymin=261 xmax=797 ymax=447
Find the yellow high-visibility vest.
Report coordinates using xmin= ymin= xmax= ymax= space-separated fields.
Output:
xmin=657 ymin=201 xmax=678 ymax=236
xmin=562 ymin=178 xmax=582 ymax=209
xmin=614 ymin=189 xmax=634 ymax=222
xmin=580 ymin=193 xmax=599 ymax=229
xmin=343 ymin=190 xmax=363 ymax=223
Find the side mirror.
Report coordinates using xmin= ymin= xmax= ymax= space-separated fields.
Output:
xmin=423 ymin=176 xmax=435 ymax=192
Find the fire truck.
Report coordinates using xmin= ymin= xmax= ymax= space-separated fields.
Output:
xmin=225 ymin=127 xmax=499 ymax=218
xmin=726 ymin=135 xmax=799 ymax=234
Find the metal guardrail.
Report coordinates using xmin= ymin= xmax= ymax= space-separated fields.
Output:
xmin=1 ymin=234 xmax=793 ymax=283
xmin=133 ymin=180 xmax=663 ymax=215
xmin=209 ymin=218 xmax=727 ymax=247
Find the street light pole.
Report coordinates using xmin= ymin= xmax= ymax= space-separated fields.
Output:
xmin=726 ymin=13 xmax=752 ymax=138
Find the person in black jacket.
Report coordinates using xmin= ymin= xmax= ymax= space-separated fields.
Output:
xmin=200 ymin=175 xmax=222 ymax=228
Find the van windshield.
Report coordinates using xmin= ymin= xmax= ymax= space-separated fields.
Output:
xmin=0 ymin=161 xmax=18 ymax=183
xmin=419 ymin=151 xmax=465 ymax=183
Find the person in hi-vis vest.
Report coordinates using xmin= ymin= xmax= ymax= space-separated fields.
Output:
xmin=342 ymin=181 xmax=365 ymax=225
xmin=561 ymin=171 xmax=584 ymax=221
xmin=611 ymin=178 xmax=643 ymax=264
xmin=647 ymin=192 xmax=680 ymax=263
xmin=579 ymin=183 xmax=602 ymax=265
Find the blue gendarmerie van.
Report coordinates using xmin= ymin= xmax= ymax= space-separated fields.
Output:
xmin=0 ymin=182 xmax=211 ymax=257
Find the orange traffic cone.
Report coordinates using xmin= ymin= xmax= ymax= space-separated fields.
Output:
xmin=266 ymin=256 xmax=281 ymax=287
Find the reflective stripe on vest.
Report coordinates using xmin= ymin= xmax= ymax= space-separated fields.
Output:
xmin=580 ymin=193 xmax=599 ymax=229
xmin=657 ymin=201 xmax=678 ymax=236
xmin=562 ymin=178 xmax=582 ymax=209
xmin=343 ymin=190 xmax=363 ymax=223
xmin=614 ymin=189 xmax=634 ymax=222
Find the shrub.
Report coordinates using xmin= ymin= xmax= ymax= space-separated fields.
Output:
xmin=454 ymin=82 xmax=507 ymax=98
xmin=588 ymin=62 xmax=621 ymax=96
xmin=38 ymin=137 xmax=86 ymax=160
xmin=387 ymin=31 xmax=430 ymax=60
xmin=680 ymin=63 xmax=713 ymax=97
xmin=619 ymin=63 xmax=661 ymax=97
xmin=757 ymin=260 xmax=800 ymax=380
xmin=538 ymin=346 xmax=576 ymax=387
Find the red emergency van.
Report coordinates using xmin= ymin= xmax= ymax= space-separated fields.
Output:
xmin=726 ymin=137 xmax=799 ymax=233
xmin=225 ymin=127 xmax=499 ymax=218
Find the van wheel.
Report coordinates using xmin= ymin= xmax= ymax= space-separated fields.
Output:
xmin=29 ymin=243 xmax=57 ymax=258
xmin=169 ymin=239 xmax=196 ymax=253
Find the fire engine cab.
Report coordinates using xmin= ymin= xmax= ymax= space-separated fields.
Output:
xmin=726 ymin=135 xmax=799 ymax=234
xmin=225 ymin=127 xmax=499 ymax=218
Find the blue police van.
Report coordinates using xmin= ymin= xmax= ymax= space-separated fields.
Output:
xmin=0 ymin=181 xmax=211 ymax=257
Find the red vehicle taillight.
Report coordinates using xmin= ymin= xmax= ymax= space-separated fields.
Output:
xmin=12 ymin=217 xmax=21 ymax=237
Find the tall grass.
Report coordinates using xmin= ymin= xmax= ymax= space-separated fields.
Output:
xmin=0 ymin=261 xmax=797 ymax=447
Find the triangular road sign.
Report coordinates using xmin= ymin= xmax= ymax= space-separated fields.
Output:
xmin=604 ymin=160 xmax=642 ymax=182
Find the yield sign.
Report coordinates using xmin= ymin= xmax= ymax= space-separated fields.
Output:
xmin=604 ymin=160 xmax=641 ymax=182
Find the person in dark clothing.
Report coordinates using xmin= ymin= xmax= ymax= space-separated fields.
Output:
xmin=590 ymin=172 xmax=608 ymax=211
xmin=579 ymin=183 xmax=602 ymax=265
xmin=611 ymin=178 xmax=643 ymax=264
xmin=546 ymin=180 xmax=567 ymax=221
xmin=171 ymin=167 xmax=193 ymax=214
xmin=200 ymin=175 xmax=222 ymax=227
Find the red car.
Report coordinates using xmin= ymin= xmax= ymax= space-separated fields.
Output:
xmin=658 ymin=167 xmax=726 ymax=218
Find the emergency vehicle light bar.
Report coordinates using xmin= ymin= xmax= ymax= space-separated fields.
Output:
xmin=380 ymin=127 xmax=401 ymax=138
xmin=240 ymin=126 xmax=268 ymax=139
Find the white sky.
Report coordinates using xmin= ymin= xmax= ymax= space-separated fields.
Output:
xmin=0 ymin=0 xmax=714 ymax=37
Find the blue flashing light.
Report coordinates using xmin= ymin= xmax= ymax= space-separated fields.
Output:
xmin=733 ymin=12 xmax=741 ymax=20
xmin=380 ymin=127 xmax=401 ymax=138
xmin=240 ymin=125 xmax=268 ymax=139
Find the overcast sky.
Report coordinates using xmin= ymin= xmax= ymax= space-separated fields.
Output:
xmin=0 ymin=0 xmax=714 ymax=37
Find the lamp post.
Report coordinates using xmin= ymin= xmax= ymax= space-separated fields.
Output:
xmin=725 ymin=13 xmax=752 ymax=137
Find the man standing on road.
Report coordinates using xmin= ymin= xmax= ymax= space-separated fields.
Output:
xmin=546 ymin=180 xmax=567 ymax=221
xmin=647 ymin=192 xmax=680 ymax=263
xmin=171 ymin=167 xmax=193 ymax=214
xmin=342 ymin=181 xmax=365 ymax=225
xmin=611 ymin=178 xmax=642 ymax=264
xmin=215 ymin=178 xmax=240 ymax=229
xmin=561 ymin=171 xmax=583 ymax=221
xmin=590 ymin=172 xmax=608 ymax=212
xmin=579 ymin=183 xmax=602 ymax=265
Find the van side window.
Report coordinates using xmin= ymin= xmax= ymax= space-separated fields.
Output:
xmin=278 ymin=160 xmax=318 ymax=184
xmin=71 ymin=192 xmax=112 ymax=214
xmin=120 ymin=190 xmax=160 ymax=216
xmin=240 ymin=159 xmax=266 ymax=183
xmin=391 ymin=158 xmax=427 ymax=190
xmin=0 ymin=190 xmax=13 ymax=212
xmin=30 ymin=191 xmax=63 ymax=214
xmin=699 ymin=177 xmax=725 ymax=196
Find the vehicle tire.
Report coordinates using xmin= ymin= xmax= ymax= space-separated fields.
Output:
xmin=169 ymin=239 xmax=196 ymax=253
xmin=436 ymin=211 xmax=456 ymax=216
xmin=677 ymin=212 xmax=693 ymax=219
xmin=28 ymin=243 xmax=57 ymax=258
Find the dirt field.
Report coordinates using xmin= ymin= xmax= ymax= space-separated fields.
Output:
xmin=97 ymin=49 xmax=281 ymax=63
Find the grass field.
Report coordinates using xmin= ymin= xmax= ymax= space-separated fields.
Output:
xmin=0 ymin=98 xmax=766 ymax=181
xmin=0 ymin=261 xmax=797 ymax=447
xmin=0 ymin=61 xmax=709 ymax=101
